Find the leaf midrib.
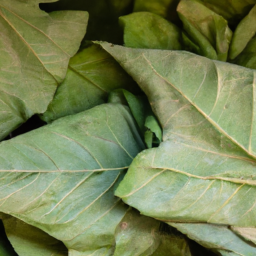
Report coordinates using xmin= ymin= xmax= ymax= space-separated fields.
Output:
xmin=141 ymin=53 xmax=256 ymax=160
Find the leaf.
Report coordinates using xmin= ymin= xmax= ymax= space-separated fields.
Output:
xmin=177 ymin=0 xmax=232 ymax=61
xmin=229 ymin=4 xmax=256 ymax=60
xmin=99 ymin=43 xmax=256 ymax=227
xmin=0 ymin=0 xmax=88 ymax=140
xmin=133 ymin=0 xmax=180 ymax=24
xmin=2 ymin=214 xmax=67 ymax=256
xmin=0 ymin=103 xmax=144 ymax=253
xmin=41 ymin=42 xmax=138 ymax=123
xmin=119 ymin=12 xmax=182 ymax=50
xmin=170 ymin=223 xmax=256 ymax=256
xmin=0 ymin=220 xmax=17 ymax=256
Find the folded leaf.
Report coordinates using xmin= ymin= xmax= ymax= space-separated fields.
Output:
xmin=177 ymin=0 xmax=232 ymax=61
xmin=170 ymin=223 xmax=256 ymax=256
xmin=2 ymin=215 xmax=67 ymax=256
xmin=41 ymin=42 xmax=137 ymax=122
xmin=0 ymin=103 xmax=144 ymax=253
xmin=99 ymin=43 xmax=256 ymax=228
xmin=119 ymin=12 xmax=182 ymax=50
xmin=0 ymin=0 xmax=88 ymax=140
xmin=229 ymin=4 xmax=256 ymax=60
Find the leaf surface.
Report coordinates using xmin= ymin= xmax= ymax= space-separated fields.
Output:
xmin=99 ymin=43 xmax=256 ymax=228
xmin=0 ymin=0 xmax=88 ymax=139
xmin=0 ymin=103 xmax=144 ymax=253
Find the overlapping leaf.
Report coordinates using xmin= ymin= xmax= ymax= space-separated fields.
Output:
xmin=41 ymin=42 xmax=137 ymax=123
xmin=99 ymin=43 xmax=256 ymax=253
xmin=0 ymin=0 xmax=88 ymax=140
xmin=0 ymin=103 xmax=144 ymax=253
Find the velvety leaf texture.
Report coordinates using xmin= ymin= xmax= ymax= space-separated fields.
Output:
xmin=0 ymin=103 xmax=144 ymax=253
xmin=0 ymin=0 xmax=88 ymax=140
xmin=99 ymin=43 xmax=256 ymax=253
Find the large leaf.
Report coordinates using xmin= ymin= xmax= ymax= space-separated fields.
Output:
xmin=0 ymin=103 xmax=144 ymax=253
xmin=177 ymin=0 xmax=232 ymax=61
xmin=99 ymin=43 xmax=256 ymax=228
xmin=2 ymin=214 xmax=67 ymax=256
xmin=119 ymin=12 xmax=182 ymax=50
xmin=41 ymin=42 xmax=138 ymax=123
xmin=0 ymin=0 xmax=88 ymax=140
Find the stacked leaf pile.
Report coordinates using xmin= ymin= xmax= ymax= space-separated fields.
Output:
xmin=1 ymin=0 xmax=256 ymax=255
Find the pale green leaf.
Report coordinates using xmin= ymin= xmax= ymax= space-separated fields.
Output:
xmin=99 ymin=43 xmax=256 ymax=228
xmin=2 ymin=214 xmax=67 ymax=256
xmin=41 ymin=42 xmax=137 ymax=123
xmin=119 ymin=12 xmax=182 ymax=50
xmin=0 ymin=0 xmax=88 ymax=140
xmin=0 ymin=103 xmax=144 ymax=253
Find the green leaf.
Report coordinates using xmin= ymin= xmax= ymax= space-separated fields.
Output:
xmin=229 ymin=4 xmax=256 ymax=60
xmin=177 ymin=0 xmax=232 ymax=61
xmin=0 ymin=0 xmax=88 ymax=140
xmin=170 ymin=223 xmax=256 ymax=256
xmin=98 ymin=43 xmax=256 ymax=242
xmin=2 ymin=214 xmax=67 ymax=256
xmin=119 ymin=12 xmax=182 ymax=50
xmin=41 ymin=42 xmax=137 ymax=123
xmin=133 ymin=0 xmax=180 ymax=24
xmin=0 ymin=103 xmax=144 ymax=253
